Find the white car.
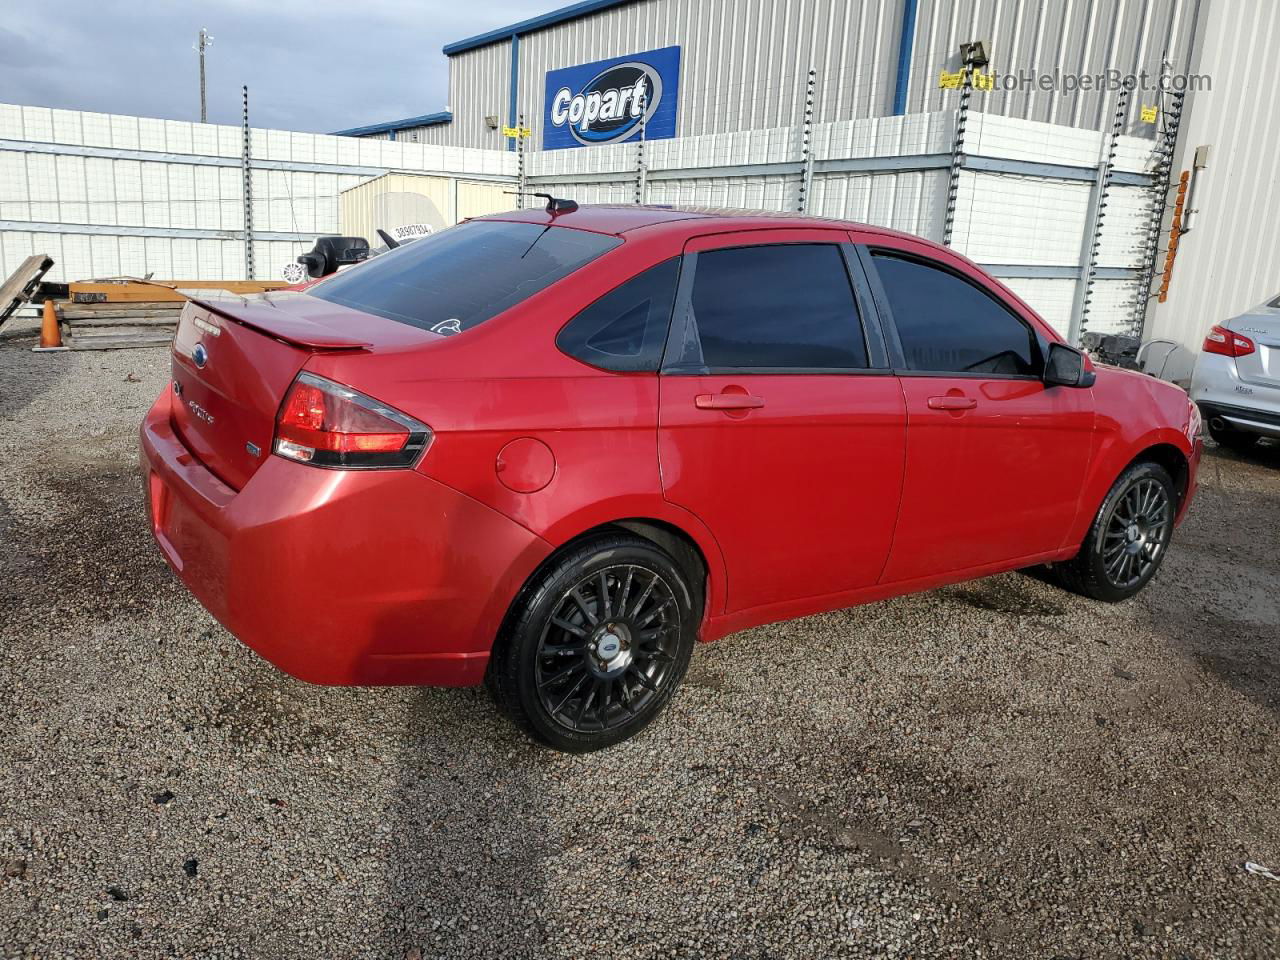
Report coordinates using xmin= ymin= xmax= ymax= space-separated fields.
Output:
xmin=1190 ymin=294 xmax=1280 ymax=450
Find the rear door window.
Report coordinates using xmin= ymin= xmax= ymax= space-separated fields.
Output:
xmin=557 ymin=258 xmax=680 ymax=372
xmin=679 ymin=244 xmax=868 ymax=371
xmin=310 ymin=220 xmax=621 ymax=333
xmin=870 ymin=253 xmax=1040 ymax=376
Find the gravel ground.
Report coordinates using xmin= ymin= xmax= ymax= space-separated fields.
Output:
xmin=1 ymin=337 xmax=1278 ymax=959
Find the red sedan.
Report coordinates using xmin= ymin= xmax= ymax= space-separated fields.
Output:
xmin=141 ymin=204 xmax=1202 ymax=751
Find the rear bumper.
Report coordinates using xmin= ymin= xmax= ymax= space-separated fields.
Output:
xmin=139 ymin=390 xmax=550 ymax=686
xmin=1195 ymin=400 xmax=1280 ymax=439
xmin=1191 ymin=353 xmax=1280 ymax=437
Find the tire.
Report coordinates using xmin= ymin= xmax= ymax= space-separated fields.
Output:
xmin=1050 ymin=460 xmax=1177 ymax=603
xmin=1207 ymin=420 xmax=1260 ymax=452
xmin=487 ymin=532 xmax=699 ymax=752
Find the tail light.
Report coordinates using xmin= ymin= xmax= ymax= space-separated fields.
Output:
xmin=274 ymin=372 xmax=431 ymax=469
xmin=1202 ymin=324 xmax=1256 ymax=358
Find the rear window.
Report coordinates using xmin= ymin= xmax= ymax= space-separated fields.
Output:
xmin=310 ymin=220 xmax=622 ymax=333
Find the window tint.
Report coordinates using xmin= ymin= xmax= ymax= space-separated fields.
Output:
xmin=686 ymin=244 xmax=868 ymax=370
xmin=557 ymin=258 xmax=679 ymax=371
xmin=311 ymin=221 xmax=621 ymax=333
xmin=871 ymin=254 xmax=1039 ymax=376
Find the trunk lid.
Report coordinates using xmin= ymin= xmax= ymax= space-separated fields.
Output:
xmin=169 ymin=292 xmax=436 ymax=490
xmin=1227 ymin=299 xmax=1280 ymax=391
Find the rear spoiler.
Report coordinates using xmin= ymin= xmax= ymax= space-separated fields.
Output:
xmin=185 ymin=294 xmax=373 ymax=350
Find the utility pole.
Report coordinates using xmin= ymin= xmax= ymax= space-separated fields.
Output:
xmin=196 ymin=28 xmax=213 ymax=123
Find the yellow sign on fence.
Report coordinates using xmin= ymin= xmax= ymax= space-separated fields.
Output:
xmin=1140 ymin=105 xmax=1158 ymax=124
xmin=938 ymin=70 xmax=995 ymax=91
xmin=502 ymin=126 xmax=532 ymax=139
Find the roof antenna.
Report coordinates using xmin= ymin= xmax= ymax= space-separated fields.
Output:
xmin=502 ymin=191 xmax=579 ymax=215
xmin=532 ymin=192 xmax=578 ymax=215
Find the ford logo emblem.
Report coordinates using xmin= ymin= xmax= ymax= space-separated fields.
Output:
xmin=192 ymin=343 xmax=208 ymax=369
xmin=549 ymin=62 xmax=663 ymax=146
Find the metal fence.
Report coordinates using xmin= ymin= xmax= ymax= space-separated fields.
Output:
xmin=524 ymin=101 xmax=1166 ymax=340
xmin=0 ymin=98 xmax=1174 ymax=344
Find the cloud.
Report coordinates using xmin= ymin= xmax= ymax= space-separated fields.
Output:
xmin=0 ymin=1 xmax=550 ymax=132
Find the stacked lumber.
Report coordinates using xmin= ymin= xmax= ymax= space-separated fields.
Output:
xmin=58 ymin=300 xmax=185 ymax=351
xmin=48 ymin=280 xmax=288 ymax=351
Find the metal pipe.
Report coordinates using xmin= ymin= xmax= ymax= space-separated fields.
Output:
xmin=508 ymin=34 xmax=521 ymax=152
xmin=892 ymin=0 xmax=919 ymax=116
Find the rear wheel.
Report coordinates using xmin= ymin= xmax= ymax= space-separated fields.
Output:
xmin=1050 ymin=461 xmax=1176 ymax=602
xmin=488 ymin=533 xmax=698 ymax=752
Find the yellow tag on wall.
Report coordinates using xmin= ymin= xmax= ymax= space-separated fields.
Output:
xmin=502 ymin=126 xmax=532 ymax=139
xmin=1140 ymin=105 xmax=1158 ymax=124
xmin=939 ymin=69 xmax=993 ymax=91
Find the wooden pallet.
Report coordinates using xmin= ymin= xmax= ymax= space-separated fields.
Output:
xmin=0 ymin=254 xmax=54 ymax=328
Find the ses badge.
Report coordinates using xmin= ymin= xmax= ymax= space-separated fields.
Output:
xmin=543 ymin=46 xmax=680 ymax=150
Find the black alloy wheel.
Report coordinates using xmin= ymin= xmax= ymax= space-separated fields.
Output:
xmin=488 ymin=533 xmax=698 ymax=752
xmin=535 ymin=564 xmax=680 ymax=733
xmin=1048 ymin=460 xmax=1178 ymax=602
xmin=1098 ymin=475 xmax=1171 ymax=590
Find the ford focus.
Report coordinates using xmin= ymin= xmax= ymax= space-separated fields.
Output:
xmin=140 ymin=204 xmax=1202 ymax=751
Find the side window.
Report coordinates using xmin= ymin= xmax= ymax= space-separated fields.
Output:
xmin=871 ymin=253 xmax=1040 ymax=376
xmin=686 ymin=244 xmax=868 ymax=370
xmin=557 ymin=258 xmax=680 ymax=372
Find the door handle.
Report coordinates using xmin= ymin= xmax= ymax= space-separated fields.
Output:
xmin=927 ymin=395 xmax=977 ymax=411
xmin=695 ymin=393 xmax=765 ymax=410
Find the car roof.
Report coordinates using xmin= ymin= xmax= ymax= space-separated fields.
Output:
xmin=471 ymin=203 xmax=922 ymax=244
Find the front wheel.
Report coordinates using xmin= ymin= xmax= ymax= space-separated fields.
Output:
xmin=488 ymin=533 xmax=699 ymax=752
xmin=1050 ymin=461 xmax=1177 ymax=602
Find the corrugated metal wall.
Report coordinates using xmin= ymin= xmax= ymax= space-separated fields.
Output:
xmin=417 ymin=44 xmax=512 ymax=149
xmin=909 ymin=0 xmax=1201 ymax=132
xmin=398 ymin=0 xmax=1200 ymax=149
xmin=1147 ymin=0 xmax=1280 ymax=380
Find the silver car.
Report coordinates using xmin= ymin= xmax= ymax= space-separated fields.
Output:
xmin=1190 ymin=294 xmax=1280 ymax=450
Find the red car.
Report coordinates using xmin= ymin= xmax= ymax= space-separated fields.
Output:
xmin=141 ymin=205 xmax=1202 ymax=751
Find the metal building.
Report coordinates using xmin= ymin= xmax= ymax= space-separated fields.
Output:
xmin=336 ymin=0 xmax=1201 ymax=151
xmin=334 ymin=0 xmax=1280 ymax=371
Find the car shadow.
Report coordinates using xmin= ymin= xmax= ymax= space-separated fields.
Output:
xmin=1142 ymin=447 xmax=1280 ymax=718
xmin=379 ymin=687 xmax=554 ymax=958
xmin=1204 ymin=435 xmax=1280 ymax=470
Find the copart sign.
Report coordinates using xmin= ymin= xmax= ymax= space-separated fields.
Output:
xmin=543 ymin=46 xmax=680 ymax=149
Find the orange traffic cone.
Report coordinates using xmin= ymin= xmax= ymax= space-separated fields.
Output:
xmin=33 ymin=299 xmax=68 ymax=352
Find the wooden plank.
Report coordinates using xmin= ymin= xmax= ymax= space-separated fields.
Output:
xmin=63 ymin=315 xmax=179 ymax=328
xmin=66 ymin=331 xmax=174 ymax=350
xmin=61 ymin=307 xmax=184 ymax=320
xmin=68 ymin=280 xmax=287 ymax=303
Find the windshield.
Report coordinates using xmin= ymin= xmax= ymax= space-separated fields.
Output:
xmin=309 ymin=220 xmax=621 ymax=334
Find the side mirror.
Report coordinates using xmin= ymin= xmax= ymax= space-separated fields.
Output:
xmin=297 ymin=236 xmax=372 ymax=279
xmin=1044 ymin=342 xmax=1096 ymax=388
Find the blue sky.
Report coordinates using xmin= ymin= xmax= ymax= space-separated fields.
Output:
xmin=0 ymin=1 xmax=550 ymax=132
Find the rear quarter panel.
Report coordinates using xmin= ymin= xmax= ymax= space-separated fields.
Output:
xmin=301 ymin=229 xmax=731 ymax=622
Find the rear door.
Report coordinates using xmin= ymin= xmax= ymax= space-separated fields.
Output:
xmin=859 ymin=242 xmax=1095 ymax=584
xmin=657 ymin=231 xmax=906 ymax=615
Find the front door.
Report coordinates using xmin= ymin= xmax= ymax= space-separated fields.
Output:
xmin=657 ymin=232 xmax=907 ymax=615
xmin=861 ymin=245 xmax=1095 ymax=584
